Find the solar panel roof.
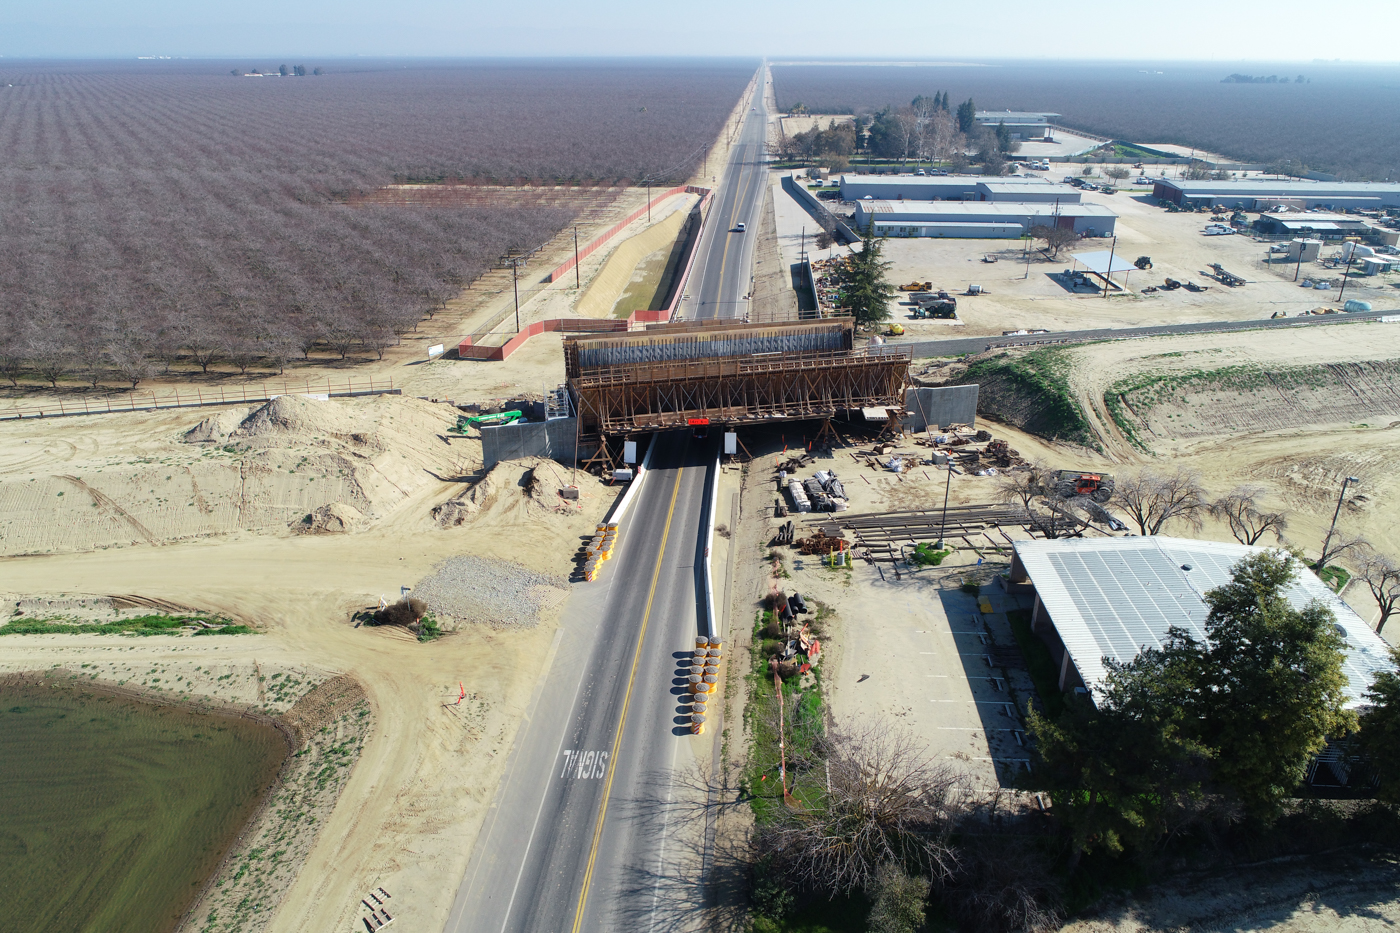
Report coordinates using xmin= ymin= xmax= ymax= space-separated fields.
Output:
xmin=1015 ymin=536 xmax=1395 ymax=707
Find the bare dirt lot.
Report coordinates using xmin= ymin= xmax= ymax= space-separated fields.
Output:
xmin=0 ymin=392 xmax=622 ymax=933
xmin=873 ymin=188 xmax=1399 ymax=341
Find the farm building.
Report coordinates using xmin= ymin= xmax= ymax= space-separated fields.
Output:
xmin=1009 ymin=536 xmax=1394 ymax=707
xmin=973 ymin=110 xmax=1060 ymax=140
xmin=1253 ymin=212 xmax=1375 ymax=238
xmin=840 ymin=174 xmax=1079 ymax=204
xmin=1153 ymin=178 xmax=1400 ymax=211
xmin=853 ymin=200 xmax=1116 ymax=238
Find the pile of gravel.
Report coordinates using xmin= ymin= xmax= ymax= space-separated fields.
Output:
xmin=411 ymin=556 xmax=570 ymax=626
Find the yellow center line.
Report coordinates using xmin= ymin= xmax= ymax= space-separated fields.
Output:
xmin=570 ymin=464 xmax=685 ymax=933
xmin=716 ymin=137 xmax=757 ymax=304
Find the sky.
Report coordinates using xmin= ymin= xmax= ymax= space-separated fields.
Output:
xmin=4 ymin=0 xmax=1400 ymax=60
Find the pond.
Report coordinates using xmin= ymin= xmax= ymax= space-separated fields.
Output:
xmin=0 ymin=681 xmax=289 ymax=933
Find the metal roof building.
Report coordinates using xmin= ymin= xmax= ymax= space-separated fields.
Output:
xmin=853 ymin=200 xmax=1117 ymax=238
xmin=1254 ymin=211 xmax=1374 ymax=238
xmin=1153 ymin=178 xmax=1400 ymax=210
xmin=840 ymin=174 xmax=1080 ymax=204
xmin=974 ymin=110 xmax=1061 ymax=139
xmin=1010 ymin=536 xmax=1394 ymax=709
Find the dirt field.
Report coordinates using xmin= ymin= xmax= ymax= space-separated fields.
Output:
xmin=0 ymin=392 xmax=623 ymax=933
xmin=874 ymin=188 xmax=1399 ymax=341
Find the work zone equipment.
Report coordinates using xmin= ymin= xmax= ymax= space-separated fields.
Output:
xmin=684 ymin=636 xmax=725 ymax=734
xmin=583 ymin=522 xmax=621 ymax=582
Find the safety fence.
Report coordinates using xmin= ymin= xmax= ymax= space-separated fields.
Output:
xmin=0 ymin=378 xmax=399 ymax=421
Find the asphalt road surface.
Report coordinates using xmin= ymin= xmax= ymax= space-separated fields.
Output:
xmin=680 ymin=69 xmax=770 ymax=322
xmin=444 ymin=69 xmax=766 ymax=933
xmin=901 ymin=306 xmax=1398 ymax=360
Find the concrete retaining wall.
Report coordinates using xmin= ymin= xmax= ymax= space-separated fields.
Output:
xmin=782 ymin=174 xmax=860 ymax=245
xmin=903 ymin=385 xmax=979 ymax=431
xmin=480 ymin=417 xmax=593 ymax=469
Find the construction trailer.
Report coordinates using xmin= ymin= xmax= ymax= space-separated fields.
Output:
xmin=564 ymin=319 xmax=911 ymax=465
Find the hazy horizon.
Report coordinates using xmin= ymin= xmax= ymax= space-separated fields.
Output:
xmin=3 ymin=0 xmax=1399 ymax=61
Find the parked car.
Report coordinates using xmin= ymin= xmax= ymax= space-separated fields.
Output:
xmin=1202 ymin=224 xmax=1234 ymax=236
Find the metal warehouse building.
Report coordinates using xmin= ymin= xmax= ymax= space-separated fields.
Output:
xmin=1009 ymin=536 xmax=1395 ymax=707
xmin=1153 ymin=178 xmax=1400 ymax=211
xmin=840 ymin=174 xmax=1079 ymax=204
xmin=1254 ymin=211 xmax=1375 ymax=238
xmin=973 ymin=110 xmax=1060 ymax=140
xmin=854 ymin=200 xmax=1117 ymax=238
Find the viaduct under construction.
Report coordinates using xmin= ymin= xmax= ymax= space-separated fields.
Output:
xmin=563 ymin=319 xmax=911 ymax=468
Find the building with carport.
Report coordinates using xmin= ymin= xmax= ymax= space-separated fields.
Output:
xmin=1008 ymin=536 xmax=1394 ymax=707
xmin=853 ymin=200 xmax=1116 ymax=238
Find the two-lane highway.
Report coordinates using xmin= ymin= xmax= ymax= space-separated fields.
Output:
xmin=444 ymin=67 xmax=766 ymax=933
xmin=681 ymin=67 xmax=772 ymax=322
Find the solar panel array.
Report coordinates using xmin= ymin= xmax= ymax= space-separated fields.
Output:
xmin=1046 ymin=547 xmax=1209 ymax=666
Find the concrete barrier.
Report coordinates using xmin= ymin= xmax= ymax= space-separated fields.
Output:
xmin=904 ymin=385 xmax=980 ymax=431
xmin=701 ymin=449 xmax=721 ymax=640
xmin=781 ymin=174 xmax=860 ymax=245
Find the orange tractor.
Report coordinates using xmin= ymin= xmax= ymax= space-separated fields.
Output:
xmin=1053 ymin=470 xmax=1115 ymax=503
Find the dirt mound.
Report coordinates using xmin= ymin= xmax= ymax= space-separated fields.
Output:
xmin=182 ymin=407 xmax=251 ymax=444
xmin=431 ymin=458 xmax=569 ymax=528
xmin=294 ymin=502 xmax=364 ymax=534
xmin=232 ymin=395 xmax=369 ymax=446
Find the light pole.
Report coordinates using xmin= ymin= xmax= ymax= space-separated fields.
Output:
xmin=1316 ymin=476 xmax=1360 ymax=570
xmin=573 ymin=226 xmax=580 ymax=289
xmin=934 ymin=459 xmax=953 ymax=550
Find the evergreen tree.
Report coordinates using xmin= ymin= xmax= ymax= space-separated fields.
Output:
xmin=955 ymin=98 xmax=976 ymax=134
xmin=1357 ymin=650 xmax=1400 ymax=805
xmin=840 ymin=232 xmax=895 ymax=326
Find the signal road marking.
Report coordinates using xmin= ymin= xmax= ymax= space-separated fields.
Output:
xmin=560 ymin=750 xmax=610 ymax=780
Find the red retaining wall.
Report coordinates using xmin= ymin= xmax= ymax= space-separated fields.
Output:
xmin=457 ymin=310 xmax=671 ymax=362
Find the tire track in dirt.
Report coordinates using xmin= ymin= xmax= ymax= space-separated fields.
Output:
xmin=58 ymin=473 xmax=159 ymax=545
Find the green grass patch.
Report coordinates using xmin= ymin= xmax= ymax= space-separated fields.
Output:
xmin=959 ymin=347 xmax=1097 ymax=449
xmin=0 ymin=613 xmax=247 ymax=636
xmin=417 ymin=614 xmax=443 ymax=642
xmin=1318 ymin=565 xmax=1351 ymax=593
xmin=910 ymin=543 xmax=953 ymax=566
xmin=1007 ymin=609 xmax=1064 ymax=720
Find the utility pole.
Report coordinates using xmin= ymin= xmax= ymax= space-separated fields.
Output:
xmin=1316 ymin=476 xmax=1361 ymax=570
xmin=1103 ymin=234 xmax=1118 ymax=299
xmin=1336 ymin=248 xmax=1357 ymax=305
xmin=1294 ymin=243 xmax=1304 ymax=282
xmin=511 ymin=260 xmax=520 ymax=333
xmin=935 ymin=460 xmax=953 ymax=550
xmin=647 ymin=182 xmax=651 ymax=223
xmin=574 ymin=226 xmax=580 ymax=289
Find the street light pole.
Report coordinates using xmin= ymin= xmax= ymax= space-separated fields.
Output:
xmin=512 ymin=261 xmax=520 ymax=333
xmin=574 ymin=226 xmax=580 ymax=289
xmin=1316 ymin=476 xmax=1360 ymax=570
xmin=935 ymin=459 xmax=953 ymax=550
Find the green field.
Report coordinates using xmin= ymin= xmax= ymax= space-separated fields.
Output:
xmin=0 ymin=683 xmax=288 ymax=933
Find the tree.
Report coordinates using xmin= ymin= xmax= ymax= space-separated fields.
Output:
xmin=1026 ymin=224 xmax=1080 ymax=260
xmin=1187 ymin=550 xmax=1355 ymax=820
xmin=1112 ymin=467 xmax=1206 ymax=536
xmin=995 ymin=121 xmax=1012 ymax=154
xmin=841 ymin=232 xmax=895 ymax=326
xmin=105 ymin=342 xmax=154 ymax=388
xmin=1356 ymin=650 xmax=1400 ymax=805
xmin=996 ymin=463 xmax=1091 ymax=539
xmin=1105 ymin=166 xmax=1131 ymax=182
xmin=1207 ymin=486 xmax=1288 ymax=545
xmin=866 ymin=862 xmax=929 ymax=933
xmin=1357 ymin=551 xmax=1400 ymax=636
xmin=955 ymin=98 xmax=976 ymax=135
xmin=1027 ymin=649 xmax=1206 ymax=867
xmin=756 ymin=720 xmax=962 ymax=895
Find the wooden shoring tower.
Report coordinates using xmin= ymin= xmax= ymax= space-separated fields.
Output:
xmin=568 ymin=346 xmax=912 ymax=437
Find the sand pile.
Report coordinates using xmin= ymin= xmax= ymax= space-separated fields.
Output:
xmin=431 ymin=457 xmax=570 ymax=529
xmin=410 ymin=555 xmax=569 ymax=626
xmin=294 ymin=502 xmax=365 ymax=535
xmin=0 ymin=395 xmax=459 ymax=556
xmin=183 ymin=407 xmax=251 ymax=444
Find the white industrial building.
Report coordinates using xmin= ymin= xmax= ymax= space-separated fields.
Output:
xmin=840 ymin=174 xmax=1080 ymax=204
xmin=973 ymin=110 xmax=1060 ymax=140
xmin=1154 ymin=178 xmax=1400 ymax=211
xmin=854 ymin=200 xmax=1117 ymax=238
xmin=1009 ymin=536 xmax=1394 ymax=707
